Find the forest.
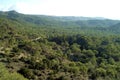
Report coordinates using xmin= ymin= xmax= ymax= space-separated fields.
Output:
xmin=0 ymin=11 xmax=120 ymax=80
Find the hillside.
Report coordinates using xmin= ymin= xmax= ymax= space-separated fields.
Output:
xmin=1 ymin=11 xmax=120 ymax=80
xmin=0 ymin=11 xmax=119 ymax=27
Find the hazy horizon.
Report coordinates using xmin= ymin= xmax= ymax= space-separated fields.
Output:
xmin=0 ymin=0 xmax=120 ymax=20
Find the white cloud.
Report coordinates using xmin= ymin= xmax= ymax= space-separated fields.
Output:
xmin=1 ymin=0 xmax=120 ymax=19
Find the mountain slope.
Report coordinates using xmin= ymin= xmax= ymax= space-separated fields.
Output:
xmin=0 ymin=11 xmax=119 ymax=28
xmin=1 ymin=11 xmax=120 ymax=80
xmin=109 ymin=22 xmax=120 ymax=34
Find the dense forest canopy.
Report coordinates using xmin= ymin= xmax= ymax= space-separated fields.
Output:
xmin=0 ymin=11 xmax=120 ymax=80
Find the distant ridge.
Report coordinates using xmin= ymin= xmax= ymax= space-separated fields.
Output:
xmin=0 ymin=10 xmax=120 ymax=29
xmin=0 ymin=10 xmax=108 ymax=20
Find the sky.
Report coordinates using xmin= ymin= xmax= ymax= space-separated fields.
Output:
xmin=0 ymin=0 xmax=120 ymax=19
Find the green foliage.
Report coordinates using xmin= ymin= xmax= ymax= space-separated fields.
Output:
xmin=0 ymin=63 xmax=27 ymax=80
xmin=1 ymin=11 xmax=120 ymax=80
xmin=18 ymin=68 xmax=34 ymax=79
